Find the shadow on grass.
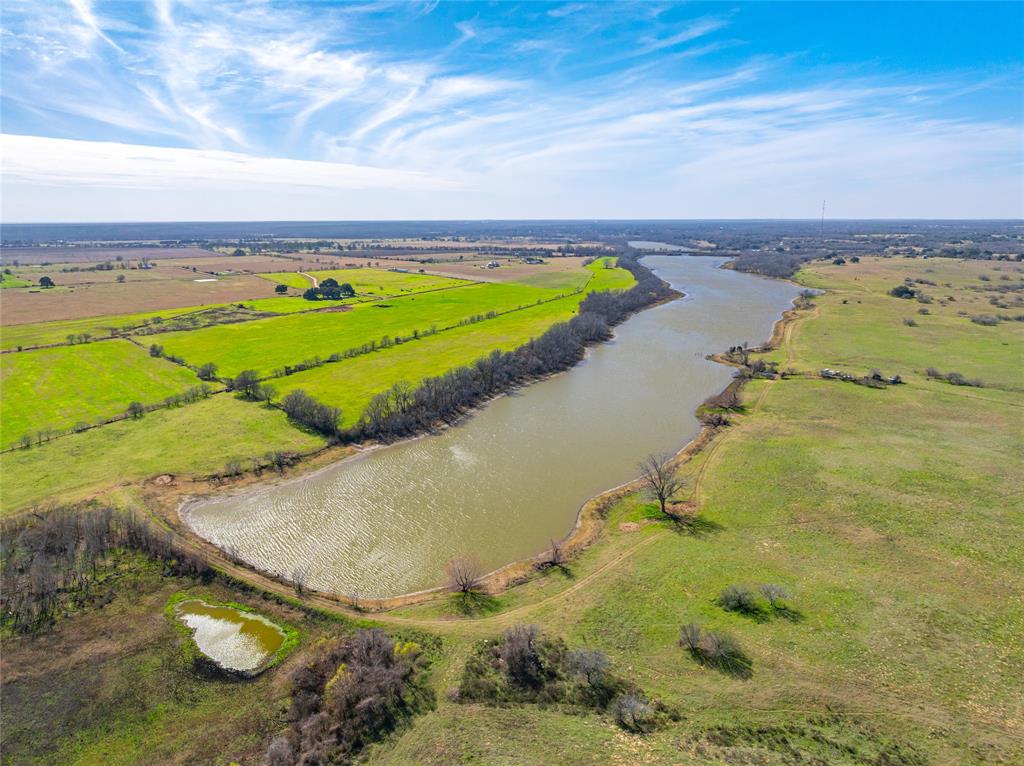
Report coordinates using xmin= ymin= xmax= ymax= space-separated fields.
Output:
xmin=449 ymin=590 xmax=502 ymax=617
xmin=670 ymin=515 xmax=724 ymax=537
xmin=773 ymin=604 xmax=805 ymax=623
xmin=687 ymin=646 xmax=754 ymax=680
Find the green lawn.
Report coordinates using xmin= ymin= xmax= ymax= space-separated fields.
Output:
xmin=0 ymin=395 xmax=325 ymax=512
xmin=150 ymin=282 xmax=573 ymax=378
xmin=0 ymin=340 xmax=202 ymax=447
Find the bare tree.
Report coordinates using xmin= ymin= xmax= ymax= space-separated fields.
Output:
xmin=445 ymin=554 xmax=483 ymax=594
xmin=544 ymin=538 xmax=567 ymax=570
xmin=638 ymin=453 xmax=685 ymax=518
xmin=292 ymin=566 xmax=310 ymax=598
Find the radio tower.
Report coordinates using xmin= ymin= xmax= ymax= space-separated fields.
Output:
xmin=819 ymin=199 xmax=826 ymax=240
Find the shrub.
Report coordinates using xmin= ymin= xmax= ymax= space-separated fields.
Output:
xmin=903 ymin=318 xmax=917 ymax=327
xmin=889 ymin=284 xmax=915 ymax=299
xmin=970 ymin=314 xmax=999 ymax=326
xmin=613 ymin=694 xmax=655 ymax=732
xmin=679 ymin=623 xmax=752 ymax=677
xmin=717 ymin=585 xmax=769 ymax=618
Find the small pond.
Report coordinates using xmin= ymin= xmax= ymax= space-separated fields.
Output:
xmin=174 ymin=599 xmax=285 ymax=673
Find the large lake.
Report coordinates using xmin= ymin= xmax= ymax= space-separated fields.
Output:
xmin=184 ymin=257 xmax=800 ymax=598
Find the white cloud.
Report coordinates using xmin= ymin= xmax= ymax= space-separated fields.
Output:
xmin=0 ymin=134 xmax=459 ymax=191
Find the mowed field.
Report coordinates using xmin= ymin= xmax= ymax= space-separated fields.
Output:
xmin=274 ymin=259 xmax=635 ymax=424
xmin=0 ymin=340 xmax=201 ymax=447
xmin=257 ymin=266 xmax=471 ymax=296
xmin=0 ymin=395 xmax=325 ymax=511
xmin=376 ymin=256 xmax=1023 ymax=766
xmin=0 ymin=258 xmax=631 ymax=512
xmin=1 ymin=273 xmax=281 ymax=324
xmin=151 ymin=282 xmax=574 ymax=378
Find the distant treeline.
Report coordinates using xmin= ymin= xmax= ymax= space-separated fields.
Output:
xmin=352 ymin=254 xmax=673 ymax=441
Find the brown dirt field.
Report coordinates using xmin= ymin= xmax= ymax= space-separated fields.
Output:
xmin=1 ymin=274 xmax=281 ymax=325
xmin=0 ymin=246 xmax=218 ymax=265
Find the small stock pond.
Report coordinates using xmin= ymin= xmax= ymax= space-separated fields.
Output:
xmin=185 ymin=256 xmax=800 ymax=598
xmin=174 ymin=600 xmax=285 ymax=673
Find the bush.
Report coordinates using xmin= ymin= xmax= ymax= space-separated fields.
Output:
xmin=679 ymin=623 xmax=752 ymax=678
xmin=717 ymin=585 xmax=769 ymax=618
xmin=612 ymin=694 xmax=655 ymax=732
xmin=903 ymin=318 xmax=917 ymax=327
xmin=889 ymin=284 xmax=916 ymax=299
xmin=266 ymin=629 xmax=430 ymax=766
xmin=970 ymin=314 xmax=999 ymax=326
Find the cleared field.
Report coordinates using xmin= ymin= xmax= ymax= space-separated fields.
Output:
xmin=0 ymin=306 xmax=216 ymax=350
xmin=276 ymin=291 xmax=588 ymax=425
xmin=151 ymin=282 xmax=573 ymax=378
xmin=258 ymin=267 xmax=471 ymax=296
xmin=0 ymin=246 xmax=217 ymax=265
xmin=0 ymin=274 xmax=281 ymax=325
xmin=379 ymin=257 xmax=1022 ymax=765
xmin=0 ymin=395 xmax=325 ymax=512
xmin=0 ymin=340 xmax=201 ymax=447
xmin=272 ymin=260 xmax=636 ymax=424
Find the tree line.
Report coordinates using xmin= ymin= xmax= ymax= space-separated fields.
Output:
xmin=353 ymin=254 xmax=672 ymax=441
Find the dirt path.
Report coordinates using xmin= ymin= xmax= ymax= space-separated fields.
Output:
xmin=298 ymin=271 xmax=318 ymax=288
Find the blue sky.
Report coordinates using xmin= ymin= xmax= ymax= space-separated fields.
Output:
xmin=1 ymin=1 xmax=1021 ymax=221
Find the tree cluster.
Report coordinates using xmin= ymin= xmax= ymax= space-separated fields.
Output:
xmin=280 ymin=389 xmax=342 ymax=439
xmin=455 ymin=624 xmax=673 ymax=732
xmin=354 ymin=255 xmax=670 ymax=441
xmin=1 ymin=505 xmax=209 ymax=634
xmin=302 ymin=278 xmax=355 ymax=301
xmin=264 ymin=629 xmax=431 ymax=766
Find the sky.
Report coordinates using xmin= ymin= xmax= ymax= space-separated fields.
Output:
xmin=1 ymin=1 xmax=1021 ymax=222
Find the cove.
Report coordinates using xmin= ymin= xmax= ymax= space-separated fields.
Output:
xmin=184 ymin=257 xmax=801 ymax=599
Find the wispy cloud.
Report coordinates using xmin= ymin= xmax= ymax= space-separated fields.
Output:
xmin=0 ymin=0 xmax=1019 ymax=220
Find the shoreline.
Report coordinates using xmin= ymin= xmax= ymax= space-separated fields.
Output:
xmin=152 ymin=262 xmax=804 ymax=612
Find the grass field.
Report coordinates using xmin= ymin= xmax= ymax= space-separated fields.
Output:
xmin=150 ymin=282 xmax=574 ymax=378
xmin=258 ymin=267 xmax=470 ymax=296
xmin=0 ymin=340 xmax=202 ymax=447
xmin=372 ymin=256 xmax=1023 ymax=765
xmin=0 ymin=395 xmax=325 ymax=512
xmin=275 ymin=290 xmax=589 ymax=425
xmin=256 ymin=271 xmax=313 ymax=289
xmin=2 ymin=256 xmax=1020 ymax=764
xmin=787 ymin=257 xmax=1024 ymax=390
xmin=0 ymin=306 xmax=211 ymax=350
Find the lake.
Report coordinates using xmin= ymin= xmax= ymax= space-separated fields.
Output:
xmin=184 ymin=256 xmax=800 ymax=598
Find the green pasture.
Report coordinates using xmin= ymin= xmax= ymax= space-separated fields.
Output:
xmin=779 ymin=257 xmax=1024 ymax=389
xmin=150 ymin=282 xmax=575 ymax=378
xmin=380 ymin=258 xmax=1022 ymax=765
xmin=256 ymin=271 xmax=313 ymax=289
xmin=0 ymin=340 xmax=201 ymax=447
xmin=258 ymin=267 xmax=470 ymax=297
xmin=0 ymin=306 xmax=209 ymax=350
xmin=275 ymin=291 xmax=588 ymax=425
xmin=0 ymin=395 xmax=324 ymax=512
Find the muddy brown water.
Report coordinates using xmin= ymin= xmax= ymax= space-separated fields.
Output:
xmin=184 ymin=257 xmax=800 ymax=598
xmin=174 ymin=599 xmax=285 ymax=672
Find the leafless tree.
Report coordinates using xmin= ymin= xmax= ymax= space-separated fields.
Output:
xmin=445 ymin=554 xmax=483 ymax=594
xmin=545 ymin=538 xmax=567 ymax=570
xmin=638 ymin=453 xmax=685 ymax=518
xmin=292 ymin=566 xmax=310 ymax=598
